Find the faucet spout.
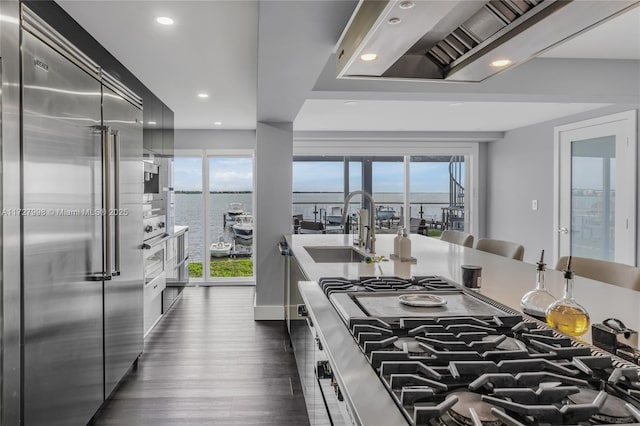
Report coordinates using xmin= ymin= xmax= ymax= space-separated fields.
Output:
xmin=341 ymin=190 xmax=376 ymax=254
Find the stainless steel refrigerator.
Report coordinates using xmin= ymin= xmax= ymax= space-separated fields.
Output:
xmin=21 ymin=10 xmax=143 ymax=425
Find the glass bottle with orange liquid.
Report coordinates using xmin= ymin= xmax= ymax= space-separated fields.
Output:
xmin=545 ymin=256 xmax=590 ymax=337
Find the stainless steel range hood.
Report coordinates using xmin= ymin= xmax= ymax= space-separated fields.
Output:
xmin=336 ymin=0 xmax=640 ymax=82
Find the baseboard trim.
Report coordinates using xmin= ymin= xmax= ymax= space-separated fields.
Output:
xmin=253 ymin=304 xmax=284 ymax=320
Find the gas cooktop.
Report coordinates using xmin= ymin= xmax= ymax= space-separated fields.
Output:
xmin=318 ymin=275 xmax=640 ymax=426
xmin=318 ymin=275 xmax=458 ymax=297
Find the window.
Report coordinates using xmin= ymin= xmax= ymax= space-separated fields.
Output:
xmin=292 ymin=154 xmax=470 ymax=236
xmin=410 ymin=156 xmax=466 ymax=235
xmin=208 ymin=157 xmax=254 ymax=278
xmin=174 ymin=153 xmax=254 ymax=283
xmin=174 ymin=157 xmax=203 ymax=278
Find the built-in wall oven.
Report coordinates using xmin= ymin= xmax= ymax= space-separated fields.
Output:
xmin=143 ymin=152 xmax=164 ymax=219
xmin=142 ymin=214 xmax=168 ymax=335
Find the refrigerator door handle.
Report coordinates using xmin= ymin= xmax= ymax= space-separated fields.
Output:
xmin=103 ymin=126 xmax=113 ymax=280
xmin=112 ymin=130 xmax=121 ymax=277
xmin=87 ymin=273 xmax=111 ymax=281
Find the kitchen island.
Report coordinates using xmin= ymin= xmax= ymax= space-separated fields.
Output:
xmin=285 ymin=233 xmax=640 ymax=426
xmin=287 ymin=233 xmax=640 ymax=340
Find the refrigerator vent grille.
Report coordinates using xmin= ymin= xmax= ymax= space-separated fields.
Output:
xmin=102 ymin=71 xmax=143 ymax=110
xmin=21 ymin=5 xmax=101 ymax=80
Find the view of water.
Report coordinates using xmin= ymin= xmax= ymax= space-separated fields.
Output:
xmin=175 ymin=192 xmax=253 ymax=262
xmin=292 ymin=192 xmax=450 ymax=221
xmin=176 ymin=192 xmax=450 ymax=262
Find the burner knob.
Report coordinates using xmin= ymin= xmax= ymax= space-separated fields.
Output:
xmin=159 ymin=222 xmax=165 ymax=228
xmin=145 ymin=225 xmax=153 ymax=233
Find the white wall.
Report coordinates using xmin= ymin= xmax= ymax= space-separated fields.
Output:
xmin=175 ymin=129 xmax=256 ymax=151
xmin=486 ymin=105 xmax=640 ymax=264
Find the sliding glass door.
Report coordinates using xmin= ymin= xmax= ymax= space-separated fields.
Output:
xmin=208 ymin=157 xmax=254 ymax=278
xmin=174 ymin=152 xmax=254 ymax=283
xmin=292 ymin=154 xmax=470 ymax=236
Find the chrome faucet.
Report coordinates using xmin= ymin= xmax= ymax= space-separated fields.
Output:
xmin=341 ymin=190 xmax=376 ymax=254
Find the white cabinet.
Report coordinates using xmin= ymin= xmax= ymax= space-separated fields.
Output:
xmin=143 ymin=240 xmax=167 ymax=336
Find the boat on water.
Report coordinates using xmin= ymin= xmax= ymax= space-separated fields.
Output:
xmin=226 ymin=202 xmax=245 ymax=217
xmin=324 ymin=206 xmax=343 ymax=225
xmin=232 ymin=215 xmax=253 ymax=240
xmin=376 ymin=206 xmax=396 ymax=220
xmin=210 ymin=239 xmax=233 ymax=258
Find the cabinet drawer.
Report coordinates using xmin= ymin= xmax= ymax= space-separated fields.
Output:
xmin=144 ymin=272 xmax=166 ymax=303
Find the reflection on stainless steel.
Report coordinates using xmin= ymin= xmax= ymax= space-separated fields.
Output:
xmin=22 ymin=28 xmax=104 ymax=425
xmin=20 ymin=12 xmax=145 ymax=425
xmin=102 ymin=85 xmax=143 ymax=399
xmin=2 ymin=3 xmax=23 ymax=424
xmin=336 ymin=0 xmax=639 ymax=82
xmin=22 ymin=109 xmax=101 ymax=123
xmin=23 ymin=84 xmax=103 ymax=96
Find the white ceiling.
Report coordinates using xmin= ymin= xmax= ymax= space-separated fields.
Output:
xmin=58 ymin=0 xmax=258 ymax=130
xmin=294 ymin=100 xmax=609 ymax=132
xmin=57 ymin=1 xmax=639 ymax=132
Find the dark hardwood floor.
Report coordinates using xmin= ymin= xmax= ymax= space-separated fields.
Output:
xmin=93 ymin=286 xmax=309 ymax=425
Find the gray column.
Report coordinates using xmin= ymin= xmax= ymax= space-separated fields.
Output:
xmin=254 ymin=122 xmax=293 ymax=320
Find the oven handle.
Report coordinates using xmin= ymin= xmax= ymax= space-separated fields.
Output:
xmin=142 ymin=234 xmax=170 ymax=249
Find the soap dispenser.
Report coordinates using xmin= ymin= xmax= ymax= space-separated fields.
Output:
xmin=393 ymin=226 xmax=402 ymax=257
xmin=399 ymin=227 xmax=411 ymax=260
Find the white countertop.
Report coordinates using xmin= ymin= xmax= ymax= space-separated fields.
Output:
xmin=287 ymin=233 xmax=640 ymax=344
xmin=173 ymin=225 xmax=188 ymax=235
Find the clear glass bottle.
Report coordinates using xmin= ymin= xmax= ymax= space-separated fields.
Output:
xmin=393 ymin=226 xmax=403 ymax=257
xmin=520 ymin=250 xmax=556 ymax=320
xmin=545 ymin=256 xmax=590 ymax=337
xmin=399 ymin=227 xmax=411 ymax=260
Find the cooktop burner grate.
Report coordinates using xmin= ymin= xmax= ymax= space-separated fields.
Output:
xmin=349 ymin=314 xmax=640 ymax=425
xmin=318 ymin=275 xmax=458 ymax=296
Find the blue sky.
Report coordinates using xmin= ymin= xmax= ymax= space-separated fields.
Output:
xmin=175 ymin=157 xmax=456 ymax=193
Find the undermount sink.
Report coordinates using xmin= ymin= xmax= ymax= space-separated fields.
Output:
xmin=304 ymin=246 xmax=366 ymax=263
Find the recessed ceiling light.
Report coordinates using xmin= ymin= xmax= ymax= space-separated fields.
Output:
xmin=360 ymin=53 xmax=378 ymax=62
xmin=197 ymin=93 xmax=209 ymax=98
xmin=490 ymin=59 xmax=512 ymax=68
xmin=148 ymin=121 xmax=157 ymax=125
xmin=156 ymin=16 xmax=174 ymax=26
xmin=388 ymin=17 xmax=402 ymax=25
xmin=213 ymin=121 xmax=222 ymax=126
xmin=399 ymin=1 xmax=415 ymax=9
xmin=343 ymin=101 xmax=357 ymax=106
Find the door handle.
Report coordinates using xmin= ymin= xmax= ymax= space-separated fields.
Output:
xmin=558 ymin=227 xmax=569 ymax=234
xmin=86 ymin=273 xmax=111 ymax=281
xmin=102 ymin=127 xmax=112 ymax=280
xmin=113 ymin=130 xmax=121 ymax=276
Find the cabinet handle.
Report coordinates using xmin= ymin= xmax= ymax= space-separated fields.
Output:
xmin=297 ymin=304 xmax=308 ymax=318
